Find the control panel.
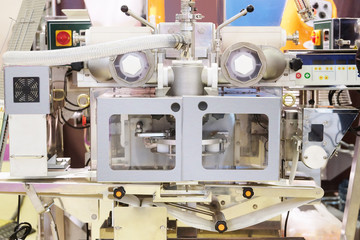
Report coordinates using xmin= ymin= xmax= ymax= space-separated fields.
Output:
xmin=295 ymin=53 xmax=360 ymax=86
xmin=47 ymin=20 xmax=91 ymax=50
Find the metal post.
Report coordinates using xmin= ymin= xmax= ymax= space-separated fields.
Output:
xmin=341 ymin=122 xmax=360 ymax=240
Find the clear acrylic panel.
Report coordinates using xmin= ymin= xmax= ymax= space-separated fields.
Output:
xmin=109 ymin=114 xmax=176 ymax=170
xmin=202 ymin=113 xmax=268 ymax=170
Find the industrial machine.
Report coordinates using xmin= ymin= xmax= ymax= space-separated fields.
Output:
xmin=1 ymin=0 xmax=360 ymax=239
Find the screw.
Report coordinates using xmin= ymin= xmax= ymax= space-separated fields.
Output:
xmin=221 ymin=200 xmax=226 ymax=205
xmin=91 ymin=214 xmax=97 ymax=220
xmin=304 ymin=156 xmax=308 ymax=159
xmin=115 ymin=226 xmax=122 ymax=230
xmin=253 ymin=204 xmax=258 ymax=209
xmin=323 ymin=156 xmax=327 ymax=159
xmin=160 ymin=225 xmax=166 ymax=230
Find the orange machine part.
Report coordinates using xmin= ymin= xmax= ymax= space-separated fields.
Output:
xmin=281 ymin=0 xmax=337 ymax=51
xmin=148 ymin=0 xmax=165 ymax=25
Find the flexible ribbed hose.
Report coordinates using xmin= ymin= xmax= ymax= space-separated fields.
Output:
xmin=2 ymin=34 xmax=181 ymax=66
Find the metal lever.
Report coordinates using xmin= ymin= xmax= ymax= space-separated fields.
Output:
xmin=121 ymin=5 xmax=157 ymax=34
xmin=216 ymin=5 xmax=254 ymax=40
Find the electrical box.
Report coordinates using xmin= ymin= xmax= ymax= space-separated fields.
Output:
xmin=4 ymin=66 xmax=50 ymax=114
xmin=313 ymin=18 xmax=360 ymax=50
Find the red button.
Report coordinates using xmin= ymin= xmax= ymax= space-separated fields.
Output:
xmin=296 ymin=73 xmax=302 ymax=79
xmin=56 ymin=31 xmax=71 ymax=45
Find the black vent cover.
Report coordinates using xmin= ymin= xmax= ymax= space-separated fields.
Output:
xmin=13 ymin=77 xmax=40 ymax=103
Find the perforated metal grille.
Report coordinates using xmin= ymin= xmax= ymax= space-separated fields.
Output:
xmin=13 ymin=77 xmax=40 ymax=103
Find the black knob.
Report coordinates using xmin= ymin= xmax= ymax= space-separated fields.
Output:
xmin=113 ymin=186 xmax=126 ymax=199
xmin=121 ymin=5 xmax=128 ymax=13
xmin=246 ymin=5 xmax=254 ymax=13
xmin=313 ymin=2 xmax=319 ymax=9
xmin=215 ymin=221 xmax=228 ymax=233
xmin=289 ymin=58 xmax=303 ymax=71
xmin=243 ymin=187 xmax=254 ymax=199
xmin=319 ymin=11 xmax=326 ymax=19
xmin=121 ymin=5 xmax=130 ymax=16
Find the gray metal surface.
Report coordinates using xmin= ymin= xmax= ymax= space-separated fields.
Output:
xmin=4 ymin=66 xmax=50 ymax=114
xmin=302 ymin=107 xmax=358 ymax=161
xmin=170 ymin=61 xmax=204 ymax=96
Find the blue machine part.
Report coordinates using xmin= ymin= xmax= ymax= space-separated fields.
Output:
xmin=226 ymin=0 xmax=286 ymax=26
xmin=297 ymin=54 xmax=357 ymax=65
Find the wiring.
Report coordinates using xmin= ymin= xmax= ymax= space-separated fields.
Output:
xmin=85 ymin=157 xmax=91 ymax=166
xmin=284 ymin=211 xmax=290 ymax=237
xmin=63 ymin=70 xmax=83 ymax=108
xmin=328 ymin=90 xmax=336 ymax=105
xmin=63 ymin=105 xmax=89 ymax=112
xmin=9 ymin=222 xmax=32 ymax=240
xmin=16 ymin=196 xmax=21 ymax=224
xmin=337 ymin=90 xmax=344 ymax=106
xmin=253 ymin=114 xmax=268 ymax=152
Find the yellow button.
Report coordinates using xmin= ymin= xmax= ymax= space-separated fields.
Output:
xmin=338 ymin=67 xmax=341 ymax=70
xmin=319 ymin=67 xmax=322 ymax=70
xmin=349 ymin=67 xmax=352 ymax=70
xmin=330 ymin=67 xmax=333 ymax=70
xmin=325 ymin=76 xmax=329 ymax=80
xmin=315 ymin=67 xmax=318 ymax=70
xmin=319 ymin=76 xmax=323 ymax=80
xmin=326 ymin=67 xmax=329 ymax=70
xmin=354 ymin=67 xmax=356 ymax=70
xmin=342 ymin=67 xmax=345 ymax=70
xmin=116 ymin=191 xmax=122 ymax=198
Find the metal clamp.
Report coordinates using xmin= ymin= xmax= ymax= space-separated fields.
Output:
xmin=77 ymin=94 xmax=90 ymax=108
xmin=283 ymin=93 xmax=296 ymax=107
xmin=52 ymin=89 xmax=65 ymax=102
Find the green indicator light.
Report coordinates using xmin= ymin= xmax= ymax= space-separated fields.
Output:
xmin=305 ymin=73 xmax=311 ymax=79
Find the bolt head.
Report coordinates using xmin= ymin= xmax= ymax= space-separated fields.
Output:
xmin=234 ymin=54 xmax=255 ymax=75
xmin=121 ymin=54 xmax=142 ymax=76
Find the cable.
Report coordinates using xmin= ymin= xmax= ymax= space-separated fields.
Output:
xmin=63 ymin=70 xmax=82 ymax=108
xmin=9 ymin=222 xmax=32 ymax=240
xmin=86 ymin=223 xmax=90 ymax=240
xmin=85 ymin=157 xmax=91 ymax=166
xmin=253 ymin=114 xmax=268 ymax=152
xmin=337 ymin=90 xmax=344 ymax=106
xmin=284 ymin=211 xmax=290 ymax=237
xmin=63 ymin=105 xmax=89 ymax=112
xmin=17 ymin=195 xmax=21 ymax=224
xmin=328 ymin=90 xmax=336 ymax=105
